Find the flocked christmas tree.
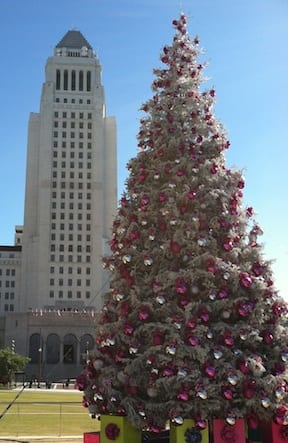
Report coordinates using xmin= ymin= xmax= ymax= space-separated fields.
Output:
xmin=77 ymin=14 xmax=288 ymax=432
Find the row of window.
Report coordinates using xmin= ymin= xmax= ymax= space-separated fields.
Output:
xmin=2 ymin=304 xmax=14 ymax=312
xmin=53 ymin=141 xmax=92 ymax=149
xmin=56 ymin=69 xmax=91 ymax=92
xmin=52 ymin=172 xmax=91 ymax=180
xmin=0 ymin=292 xmax=14 ymax=299
xmin=53 ymin=151 xmax=92 ymax=160
xmin=50 ymin=266 xmax=91 ymax=275
xmin=50 ymin=244 xmax=91 ymax=252
xmin=49 ymin=290 xmax=90 ymax=299
xmin=0 ymin=269 xmax=16 ymax=276
xmin=55 ymin=97 xmax=91 ymax=104
xmin=52 ymin=161 xmax=92 ymax=169
xmin=54 ymin=121 xmax=92 ymax=129
xmin=0 ymin=281 xmax=15 ymax=288
xmin=54 ymin=111 xmax=92 ymax=119
xmin=53 ymin=131 xmax=92 ymax=139
xmin=49 ymin=278 xmax=91 ymax=286
xmin=52 ymin=183 xmax=91 ymax=193
xmin=50 ymin=233 xmax=91 ymax=241
xmin=50 ymin=254 xmax=91 ymax=262
xmin=51 ymin=191 xmax=91 ymax=200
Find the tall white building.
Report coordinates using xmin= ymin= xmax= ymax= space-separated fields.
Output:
xmin=21 ymin=30 xmax=117 ymax=313
xmin=0 ymin=30 xmax=117 ymax=380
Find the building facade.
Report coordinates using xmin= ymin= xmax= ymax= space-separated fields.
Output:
xmin=0 ymin=30 xmax=117 ymax=381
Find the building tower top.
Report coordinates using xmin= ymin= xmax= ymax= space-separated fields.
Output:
xmin=54 ymin=30 xmax=94 ymax=58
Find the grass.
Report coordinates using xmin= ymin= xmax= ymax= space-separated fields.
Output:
xmin=0 ymin=389 xmax=100 ymax=437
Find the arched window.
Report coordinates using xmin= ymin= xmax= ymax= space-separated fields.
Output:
xmin=46 ymin=333 xmax=60 ymax=364
xmin=63 ymin=333 xmax=77 ymax=364
xmin=56 ymin=70 xmax=61 ymax=90
xmin=71 ymin=70 xmax=76 ymax=91
xmin=29 ymin=333 xmax=41 ymax=363
xmin=64 ymin=70 xmax=68 ymax=90
xmin=79 ymin=71 xmax=83 ymax=91
xmin=86 ymin=71 xmax=91 ymax=91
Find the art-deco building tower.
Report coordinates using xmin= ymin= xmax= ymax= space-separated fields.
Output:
xmin=20 ymin=30 xmax=117 ymax=313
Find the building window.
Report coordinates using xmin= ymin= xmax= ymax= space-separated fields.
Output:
xmin=56 ymin=70 xmax=60 ymax=90
xmin=87 ymin=71 xmax=91 ymax=91
xmin=71 ymin=70 xmax=76 ymax=90
xmin=79 ymin=71 xmax=83 ymax=91
xmin=64 ymin=70 xmax=68 ymax=90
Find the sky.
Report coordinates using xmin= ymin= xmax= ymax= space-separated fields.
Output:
xmin=0 ymin=0 xmax=287 ymax=299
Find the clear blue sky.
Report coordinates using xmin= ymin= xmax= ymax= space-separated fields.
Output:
xmin=0 ymin=0 xmax=287 ymax=299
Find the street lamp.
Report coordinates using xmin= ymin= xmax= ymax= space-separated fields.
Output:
xmin=38 ymin=347 xmax=42 ymax=388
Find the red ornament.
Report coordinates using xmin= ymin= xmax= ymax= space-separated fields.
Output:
xmin=210 ymin=163 xmax=218 ymax=174
xmin=242 ymin=379 xmax=256 ymax=399
xmin=236 ymin=358 xmax=251 ymax=375
xmin=222 ymin=386 xmax=233 ymax=400
xmin=170 ymin=239 xmax=181 ymax=253
xmin=274 ymin=405 xmax=288 ymax=425
xmin=175 ymin=278 xmax=187 ymax=294
xmin=251 ymin=261 xmax=264 ymax=276
xmin=204 ymin=361 xmax=216 ymax=378
xmin=239 ymin=272 xmax=253 ymax=288
xmin=138 ymin=306 xmax=151 ymax=321
xmin=152 ymin=329 xmax=165 ymax=345
xmin=223 ymin=329 xmax=234 ymax=347
xmin=105 ymin=423 xmax=120 ymax=440
xmin=222 ymin=237 xmax=233 ymax=251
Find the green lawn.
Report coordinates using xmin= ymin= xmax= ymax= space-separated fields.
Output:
xmin=0 ymin=389 xmax=100 ymax=437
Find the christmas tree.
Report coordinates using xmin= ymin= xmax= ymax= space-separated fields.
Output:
xmin=78 ymin=14 xmax=288 ymax=432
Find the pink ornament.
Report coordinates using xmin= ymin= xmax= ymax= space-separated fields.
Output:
xmin=222 ymin=237 xmax=233 ymax=251
xmin=222 ymin=386 xmax=233 ymax=400
xmin=187 ymin=316 xmax=197 ymax=329
xmin=236 ymin=358 xmax=251 ymax=375
xmin=251 ymin=261 xmax=264 ymax=276
xmin=177 ymin=390 xmax=189 ymax=402
xmin=159 ymin=192 xmax=167 ymax=202
xmin=152 ymin=330 xmax=165 ymax=345
xmin=141 ymin=195 xmax=150 ymax=206
xmin=123 ymin=323 xmax=134 ymax=335
xmin=217 ymin=286 xmax=229 ymax=299
xmin=175 ymin=278 xmax=187 ymax=294
xmin=129 ymin=230 xmax=140 ymax=240
xmin=246 ymin=206 xmax=254 ymax=217
xmin=223 ymin=329 xmax=234 ymax=347
xmin=138 ymin=306 xmax=151 ymax=321
xmin=206 ymin=258 xmax=217 ymax=273
xmin=239 ymin=272 xmax=253 ymax=288
xmin=170 ymin=239 xmax=181 ymax=253
xmin=187 ymin=189 xmax=197 ymax=200
xmin=274 ymin=405 xmax=288 ymax=425
xmin=261 ymin=329 xmax=273 ymax=344
xmin=210 ymin=163 xmax=218 ymax=174
xmin=242 ymin=379 xmax=256 ymax=399
xmin=188 ymin=335 xmax=199 ymax=346
xmin=204 ymin=361 xmax=216 ymax=378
